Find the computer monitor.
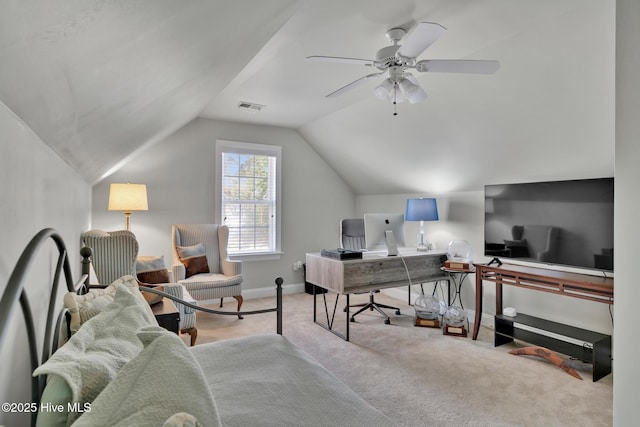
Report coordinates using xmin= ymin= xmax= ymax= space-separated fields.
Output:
xmin=364 ymin=213 xmax=406 ymax=251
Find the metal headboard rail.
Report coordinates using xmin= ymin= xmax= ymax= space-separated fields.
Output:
xmin=0 ymin=228 xmax=86 ymax=426
xmin=1 ymin=229 xmax=284 ymax=426
xmin=139 ymin=276 xmax=284 ymax=335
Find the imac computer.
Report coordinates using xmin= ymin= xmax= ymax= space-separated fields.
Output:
xmin=364 ymin=213 xmax=406 ymax=253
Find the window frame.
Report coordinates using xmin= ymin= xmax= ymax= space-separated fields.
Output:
xmin=214 ymin=140 xmax=282 ymax=260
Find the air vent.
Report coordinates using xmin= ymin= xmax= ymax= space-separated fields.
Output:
xmin=237 ymin=101 xmax=265 ymax=112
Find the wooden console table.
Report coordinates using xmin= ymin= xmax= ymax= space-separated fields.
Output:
xmin=305 ymin=250 xmax=448 ymax=340
xmin=473 ymin=262 xmax=614 ymax=381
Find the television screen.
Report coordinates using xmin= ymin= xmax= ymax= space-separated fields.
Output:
xmin=484 ymin=178 xmax=614 ymax=271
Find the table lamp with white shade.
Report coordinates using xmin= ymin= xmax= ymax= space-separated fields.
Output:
xmin=108 ymin=183 xmax=148 ymax=231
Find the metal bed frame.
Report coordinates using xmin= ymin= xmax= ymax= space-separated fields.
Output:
xmin=0 ymin=228 xmax=283 ymax=426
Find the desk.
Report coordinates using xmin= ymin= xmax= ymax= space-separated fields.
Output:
xmin=305 ymin=250 xmax=448 ymax=340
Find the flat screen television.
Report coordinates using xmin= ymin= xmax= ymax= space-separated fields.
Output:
xmin=364 ymin=213 xmax=406 ymax=252
xmin=484 ymin=177 xmax=614 ymax=272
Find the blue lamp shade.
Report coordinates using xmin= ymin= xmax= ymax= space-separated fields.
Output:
xmin=405 ymin=198 xmax=439 ymax=222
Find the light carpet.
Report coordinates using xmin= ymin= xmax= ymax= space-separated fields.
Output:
xmin=181 ymin=292 xmax=612 ymax=427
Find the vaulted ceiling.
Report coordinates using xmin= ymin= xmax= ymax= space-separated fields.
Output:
xmin=0 ymin=0 xmax=615 ymax=194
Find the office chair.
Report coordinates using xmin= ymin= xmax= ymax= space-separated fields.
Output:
xmin=340 ymin=219 xmax=400 ymax=325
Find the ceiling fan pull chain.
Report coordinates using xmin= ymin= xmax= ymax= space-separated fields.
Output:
xmin=393 ymin=83 xmax=398 ymax=116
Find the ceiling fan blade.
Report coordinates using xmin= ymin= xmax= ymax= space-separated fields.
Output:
xmin=306 ymin=55 xmax=374 ymax=66
xmin=326 ymin=72 xmax=384 ymax=98
xmin=396 ymin=22 xmax=447 ymax=59
xmin=404 ymin=75 xmax=427 ymax=103
xmin=416 ymin=59 xmax=500 ymax=74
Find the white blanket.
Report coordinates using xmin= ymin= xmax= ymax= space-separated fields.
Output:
xmin=72 ymin=327 xmax=221 ymax=426
xmin=190 ymin=335 xmax=395 ymax=427
xmin=33 ymin=285 xmax=157 ymax=424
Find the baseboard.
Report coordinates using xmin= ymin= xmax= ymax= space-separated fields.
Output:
xmin=241 ymin=282 xmax=305 ymax=300
xmin=239 ymin=283 xmax=496 ymax=329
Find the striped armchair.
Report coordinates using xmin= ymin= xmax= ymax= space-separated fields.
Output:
xmin=81 ymin=229 xmax=198 ymax=345
xmin=171 ymin=224 xmax=243 ymax=315
xmin=81 ymin=229 xmax=139 ymax=285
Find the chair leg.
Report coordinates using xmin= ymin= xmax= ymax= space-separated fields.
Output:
xmin=181 ymin=327 xmax=198 ymax=346
xmin=234 ymin=295 xmax=244 ymax=319
xmin=349 ymin=292 xmax=400 ymax=325
xmin=220 ymin=298 xmax=224 ymax=308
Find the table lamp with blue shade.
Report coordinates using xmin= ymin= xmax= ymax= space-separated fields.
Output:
xmin=405 ymin=198 xmax=439 ymax=251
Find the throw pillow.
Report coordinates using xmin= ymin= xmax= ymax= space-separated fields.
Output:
xmin=136 ymin=255 xmax=170 ymax=284
xmin=136 ymin=255 xmax=169 ymax=305
xmin=138 ymin=283 xmax=165 ymax=306
xmin=176 ymin=243 xmax=209 ymax=278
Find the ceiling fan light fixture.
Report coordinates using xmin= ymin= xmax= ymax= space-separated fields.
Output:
xmin=407 ymin=91 xmax=426 ymax=104
xmin=398 ymin=78 xmax=418 ymax=97
xmin=374 ymin=78 xmax=394 ymax=100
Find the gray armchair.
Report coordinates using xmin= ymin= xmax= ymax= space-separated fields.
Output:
xmin=171 ymin=224 xmax=243 ymax=314
xmin=81 ymin=229 xmax=198 ymax=345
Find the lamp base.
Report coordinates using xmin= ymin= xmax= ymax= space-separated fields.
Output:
xmin=416 ymin=225 xmax=429 ymax=251
xmin=124 ymin=211 xmax=132 ymax=231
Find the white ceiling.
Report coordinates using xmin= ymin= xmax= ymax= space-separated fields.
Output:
xmin=1 ymin=0 xmax=615 ymax=193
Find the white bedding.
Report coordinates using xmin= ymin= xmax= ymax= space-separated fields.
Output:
xmin=34 ymin=278 xmax=394 ymax=426
xmin=73 ymin=327 xmax=221 ymax=426
xmin=190 ymin=335 xmax=395 ymax=427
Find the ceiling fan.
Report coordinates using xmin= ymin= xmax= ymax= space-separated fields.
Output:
xmin=307 ymin=22 xmax=499 ymax=113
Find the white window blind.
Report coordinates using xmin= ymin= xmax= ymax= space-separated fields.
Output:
xmin=215 ymin=140 xmax=281 ymax=256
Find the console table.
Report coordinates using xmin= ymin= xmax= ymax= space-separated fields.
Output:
xmin=305 ymin=250 xmax=448 ymax=341
xmin=473 ymin=262 xmax=614 ymax=381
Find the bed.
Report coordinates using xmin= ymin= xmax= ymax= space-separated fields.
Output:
xmin=0 ymin=229 xmax=395 ymax=426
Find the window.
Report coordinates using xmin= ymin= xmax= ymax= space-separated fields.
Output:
xmin=215 ymin=140 xmax=282 ymax=258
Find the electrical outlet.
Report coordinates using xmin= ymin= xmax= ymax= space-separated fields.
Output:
xmin=293 ymin=260 xmax=303 ymax=271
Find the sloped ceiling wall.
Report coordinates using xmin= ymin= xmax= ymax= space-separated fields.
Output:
xmin=0 ymin=0 xmax=298 ymax=184
xmin=0 ymin=0 xmax=615 ymax=192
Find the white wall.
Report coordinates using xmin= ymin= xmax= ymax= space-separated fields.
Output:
xmin=356 ymin=191 xmax=613 ymax=335
xmin=614 ymin=0 xmax=640 ymax=424
xmin=0 ymin=102 xmax=91 ymax=426
xmin=90 ymin=118 xmax=356 ymax=291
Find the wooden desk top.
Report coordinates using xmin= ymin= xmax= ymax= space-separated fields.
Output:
xmin=306 ymin=250 xmax=448 ymax=294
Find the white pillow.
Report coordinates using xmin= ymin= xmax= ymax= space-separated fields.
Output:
xmin=34 ymin=284 xmax=157 ymax=425
xmin=72 ymin=327 xmax=222 ymax=427
xmin=63 ymin=275 xmax=144 ymax=332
